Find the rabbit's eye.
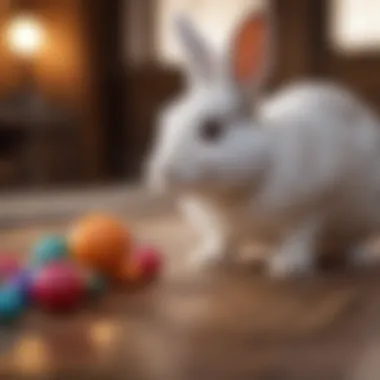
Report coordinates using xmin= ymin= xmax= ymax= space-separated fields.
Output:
xmin=200 ymin=120 xmax=224 ymax=142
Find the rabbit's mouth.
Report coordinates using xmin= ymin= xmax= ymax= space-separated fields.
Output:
xmin=145 ymin=155 xmax=221 ymax=195
xmin=145 ymin=163 xmax=194 ymax=194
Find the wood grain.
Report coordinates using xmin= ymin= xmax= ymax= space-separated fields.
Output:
xmin=0 ymin=211 xmax=380 ymax=380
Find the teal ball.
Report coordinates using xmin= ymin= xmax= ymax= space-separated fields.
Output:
xmin=32 ymin=235 xmax=69 ymax=267
xmin=0 ymin=284 xmax=27 ymax=323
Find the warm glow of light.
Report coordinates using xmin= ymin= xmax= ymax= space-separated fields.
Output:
xmin=11 ymin=335 xmax=50 ymax=375
xmin=90 ymin=320 xmax=120 ymax=351
xmin=7 ymin=15 xmax=44 ymax=58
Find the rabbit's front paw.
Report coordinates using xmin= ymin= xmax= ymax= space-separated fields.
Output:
xmin=187 ymin=238 xmax=233 ymax=271
xmin=268 ymin=247 xmax=315 ymax=278
xmin=268 ymin=218 xmax=320 ymax=278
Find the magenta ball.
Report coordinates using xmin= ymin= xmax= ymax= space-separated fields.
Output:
xmin=0 ymin=255 xmax=21 ymax=283
xmin=30 ymin=263 xmax=85 ymax=312
xmin=134 ymin=246 xmax=163 ymax=278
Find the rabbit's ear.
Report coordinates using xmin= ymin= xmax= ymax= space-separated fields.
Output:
xmin=174 ymin=14 xmax=216 ymax=83
xmin=229 ymin=11 xmax=273 ymax=93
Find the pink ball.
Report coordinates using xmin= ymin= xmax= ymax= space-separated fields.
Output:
xmin=30 ymin=263 xmax=85 ymax=312
xmin=0 ymin=255 xmax=21 ymax=282
xmin=134 ymin=245 xmax=163 ymax=279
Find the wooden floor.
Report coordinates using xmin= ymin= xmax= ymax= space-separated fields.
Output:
xmin=1 ymin=188 xmax=380 ymax=380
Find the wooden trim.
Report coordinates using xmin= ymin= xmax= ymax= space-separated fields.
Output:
xmin=78 ymin=0 xmax=107 ymax=181
xmin=82 ymin=0 xmax=128 ymax=180
xmin=267 ymin=0 xmax=328 ymax=88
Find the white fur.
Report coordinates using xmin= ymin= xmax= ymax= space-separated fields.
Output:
xmin=145 ymin=15 xmax=380 ymax=277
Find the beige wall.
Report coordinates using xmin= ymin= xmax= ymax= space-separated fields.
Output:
xmin=331 ymin=0 xmax=380 ymax=54
xmin=155 ymin=0 xmax=266 ymax=66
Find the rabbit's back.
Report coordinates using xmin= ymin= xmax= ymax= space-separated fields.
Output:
xmin=251 ymin=82 xmax=380 ymax=246
xmin=261 ymin=81 xmax=380 ymax=190
xmin=261 ymin=81 xmax=378 ymax=130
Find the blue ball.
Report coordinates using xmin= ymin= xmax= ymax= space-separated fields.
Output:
xmin=8 ymin=270 xmax=34 ymax=305
xmin=31 ymin=235 xmax=69 ymax=267
xmin=0 ymin=284 xmax=27 ymax=323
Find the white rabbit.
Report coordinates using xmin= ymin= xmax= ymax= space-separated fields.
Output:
xmin=145 ymin=10 xmax=380 ymax=277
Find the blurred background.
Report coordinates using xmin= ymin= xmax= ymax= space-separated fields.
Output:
xmin=1 ymin=2 xmax=380 ymax=379
xmin=0 ymin=0 xmax=379 ymax=215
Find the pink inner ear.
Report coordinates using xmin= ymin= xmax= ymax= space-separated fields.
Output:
xmin=234 ymin=14 xmax=268 ymax=86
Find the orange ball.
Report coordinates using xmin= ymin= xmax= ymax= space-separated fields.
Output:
xmin=68 ymin=214 xmax=132 ymax=274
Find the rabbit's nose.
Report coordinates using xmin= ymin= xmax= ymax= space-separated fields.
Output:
xmin=164 ymin=164 xmax=178 ymax=181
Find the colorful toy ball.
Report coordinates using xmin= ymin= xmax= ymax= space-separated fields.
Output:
xmin=133 ymin=245 xmax=163 ymax=280
xmin=31 ymin=235 xmax=69 ymax=267
xmin=0 ymin=283 xmax=27 ymax=323
xmin=116 ymin=245 xmax=163 ymax=286
xmin=68 ymin=214 xmax=132 ymax=275
xmin=0 ymin=255 xmax=21 ymax=283
xmin=8 ymin=269 xmax=34 ymax=305
xmin=30 ymin=263 xmax=85 ymax=313
xmin=115 ymin=259 xmax=144 ymax=286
